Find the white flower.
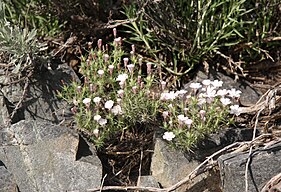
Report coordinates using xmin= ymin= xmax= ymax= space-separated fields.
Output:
xmin=184 ymin=118 xmax=193 ymax=128
xmin=199 ymin=110 xmax=206 ymax=121
xmin=203 ymin=86 xmax=216 ymax=98
xmin=160 ymin=91 xmax=177 ymax=101
xmin=228 ymin=88 xmax=242 ymax=98
xmin=161 ymin=81 xmax=167 ymax=90
xmin=198 ymin=97 xmax=206 ymax=105
xmin=220 ymin=97 xmax=231 ymax=106
xmin=98 ymin=118 xmax=107 ymax=126
xmin=116 ymin=74 xmax=128 ymax=82
xmin=123 ymin=57 xmax=129 ymax=65
xmin=189 ymin=82 xmax=202 ymax=89
xmin=168 ymin=104 xmax=173 ymax=108
xmin=98 ymin=69 xmax=104 ymax=75
xmin=93 ymin=128 xmax=99 ymax=136
xmin=117 ymin=89 xmax=124 ymax=98
xmin=212 ymin=80 xmax=223 ymax=88
xmin=104 ymin=54 xmax=109 ymax=62
xmin=111 ymin=105 xmax=123 ymax=115
xmin=93 ymin=97 xmax=101 ymax=104
xmin=163 ymin=132 xmax=175 ymax=141
xmin=82 ymin=98 xmax=91 ymax=105
xmin=94 ymin=114 xmax=101 ymax=121
xmin=127 ymin=64 xmax=135 ymax=73
xmin=216 ymin=89 xmax=228 ymax=97
xmin=162 ymin=111 xmax=169 ymax=119
xmin=177 ymin=114 xmax=186 ymax=122
xmin=175 ymin=90 xmax=187 ymax=97
xmin=230 ymin=105 xmax=241 ymax=116
xmin=105 ymin=100 xmax=114 ymax=110
xmin=108 ymin=65 xmax=114 ymax=70
xmin=202 ymin=79 xmax=211 ymax=86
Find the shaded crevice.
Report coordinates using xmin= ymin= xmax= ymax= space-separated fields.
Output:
xmin=75 ymin=135 xmax=93 ymax=161
xmin=4 ymin=97 xmax=25 ymax=124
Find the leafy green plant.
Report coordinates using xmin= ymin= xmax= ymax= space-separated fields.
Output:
xmin=2 ymin=0 xmax=64 ymax=36
xmin=0 ymin=1 xmax=43 ymax=77
xmin=123 ymin=0 xmax=281 ymax=76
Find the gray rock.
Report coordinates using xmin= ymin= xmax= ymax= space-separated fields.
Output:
xmin=218 ymin=141 xmax=281 ymax=192
xmin=151 ymin=138 xmax=214 ymax=192
xmin=137 ymin=176 xmax=159 ymax=188
xmin=0 ymin=120 xmax=102 ymax=192
xmin=0 ymin=161 xmax=18 ymax=192
xmin=0 ymin=63 xmax=78 ymax=125
xmin=0 ymin=96 xmax=10 ymax=126
xmin=151 ymin=128 xmax=255 ymax=191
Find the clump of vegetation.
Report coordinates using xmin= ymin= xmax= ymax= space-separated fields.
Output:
xmin=58 ymin=29 xmax=161 ymax=148
xmin=2 ymin=0 xmax=64 ymax=36
xmin=0 ymin=1 xmax=44 ymax=79
xmin=59 ymin=29 xmax=241 ymax=150
xmin=160 ymin=80 xmax=241 ymax=150
xmin=123 ymin=0 xmax=281 ymax=78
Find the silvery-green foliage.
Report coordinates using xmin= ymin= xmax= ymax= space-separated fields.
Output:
xmin=0 ymin=1 xmax=42 ymax=75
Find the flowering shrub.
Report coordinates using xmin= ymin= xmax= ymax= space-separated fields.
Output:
xmin=59 ymin=29 xmax=242 ymax=150
xmin=58 ymin=29 xmax=160 ymax=148
xmin=160 ymin=80 xmax=241 ymax=150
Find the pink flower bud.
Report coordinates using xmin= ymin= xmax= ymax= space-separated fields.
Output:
xmin=71 ymin=106 xmax=78 ymax=114
xmin=104 ymin=54 xmax=109 ymax=63
xmin=113 ymin=28 xmax=117 ymax=38
xmin=151 ymin=92 xmax=155 ymax=99
xmin=140 ymin=82 xmax=144 ymax=89
xmin=89 ymin=83 xmax=94 ymax=93
xmin=84 ymin=77 xmax=89 ymax=85
xmin=161 ymin=81 xmax=166 ymax=90
xmin=97 ymin=39 xmax=102 ymax=50
xmin=137 ymin=76 xmax=141 ymax=85
xmin=146 ymin=62 xmax=152 ymax=75
xmin=139 ymin=58 xmax=143 ymax=68
xmin=77 ymin=86 xmax=82 ymax=93
xmin=200 ymin=110 xmax=206 ymax=122
xmin=123 ymin=58 xmax=129 ymax=68
xmin=114 ymin=37 xmax=122 ymax=47
xmin=88 ymin=42 xmax=93 ymax=49
xmin=132 ymin=86 xmax=137 ymax=94
xmin=86 ymin=59 xmax=91 ymax=66
xmin=108 ymin=65 xmax=114 ymax=76
xmin=127 ymin=64 xmax=134 ymax=74
xmin=119 ymin=81 xmax=125 ymax=89
xmin=162 ymin=111 xmax=169 ymax=120
xmin=131 ymin=44 xmax=135 ymax=54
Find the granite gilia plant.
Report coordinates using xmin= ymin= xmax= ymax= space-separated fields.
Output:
xmin=160 ymin=80 xmax=242 ymax=150
xmin=59 ymin=29 xmax=242 ymax=150
xmin=58 ymin=29 xmax=161 ymax=148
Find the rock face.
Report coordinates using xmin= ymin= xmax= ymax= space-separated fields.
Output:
xmin=0 ymin=63 xmax=77 ymax=126
xmin=151 ymin=138 xmax=222 ymax=192
xmin=150 ymin=128 xmax=255 ymax=191
xmin=218 ymin=141 xmax=281 ymax=192
xmin=0 ymin=161 xmax=18 ymax=192
xmin=0 ymin=120 xmax=102 ymax=192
